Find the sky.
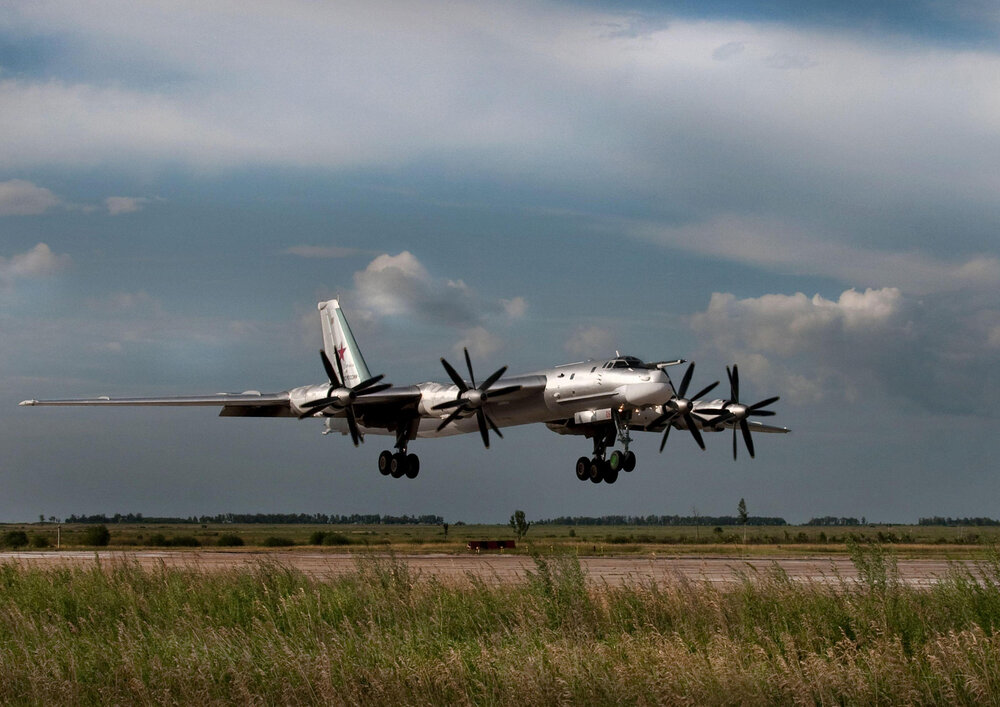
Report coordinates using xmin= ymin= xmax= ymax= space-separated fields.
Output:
xmin=2 ymin=0 xmax=999 ymax=524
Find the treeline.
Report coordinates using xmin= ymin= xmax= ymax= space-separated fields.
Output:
xmin=804 ymin=517 xmax=862 ymax=526
xmin=918 ymin=517 xmax=1000 ymax=527
xmin=535 ymin=515 xmax=787 ymax=527
xmin=65 ymin=513 xmax=445 ymax=525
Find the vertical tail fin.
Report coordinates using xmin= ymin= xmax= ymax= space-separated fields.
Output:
xmin=318 ymin=299 xmax=372 ymax=388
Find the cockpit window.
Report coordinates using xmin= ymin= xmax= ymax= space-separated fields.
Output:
xmin=606 ymin=356 xmax=644 ymax=369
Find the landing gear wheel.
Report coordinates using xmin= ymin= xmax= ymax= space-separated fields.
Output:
xmin=404 ymin=453 xmax=420 ymax=479
xmin=604 ymin=466 xmax=619 ymax=484
xmin=608 ymin=450 xmax=623 ymax=472
xmin=623 ymin=450 xmax=636 ymax=472
xmin=589 ymin=459 xmax=605 ymax=484
xmin=389 ymin=453 xmax=407 ymax=478
xmin=575 ymin=457 xmax=590 ymax=481
xmin=378 ymin=450 xmax=393 ymax=476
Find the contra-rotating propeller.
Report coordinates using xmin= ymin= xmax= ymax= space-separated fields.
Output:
xmin=432 ymin=348 xmax=521 ymax=448
xmin=703 ymin=364 xmax=779 ymax=459
xmin=650 ymin=362 xmax=719 ymax=452
xmin=298 ymin=350 xmax=391 ymax=446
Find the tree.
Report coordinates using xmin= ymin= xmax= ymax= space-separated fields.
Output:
xmin=81 ymin=524 xmax=111 ymax=547
xmin=509 ymin=510 xmax=531 ymax=541
xmin=738 ymin=498 xmax=748 ymax=546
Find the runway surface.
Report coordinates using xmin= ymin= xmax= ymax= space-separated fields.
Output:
xmin=0 ymin=550 xmax=977 ymax=586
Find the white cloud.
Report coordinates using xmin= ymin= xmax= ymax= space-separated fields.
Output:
xmin=0 ymin=180 xmax=61 ymax=215
xmin=501 ymin=297 xmax=527 ymax=319
xmin=564 ymin=325 xmax=614 ymax=358
xmin=691 ymin=288 xmax=904 ymax=357
xmin=0 ymin=243 xmax=70 ymax=288
xmin=455 ymin=326 xmax=503 ymax=359
xmin=350 ymin=251 xmax=523 ymax=333
xmin=105 ymin=196 xmax=150 ymax=215
xmin=690 ymin=287 xmax=1000 ymax=411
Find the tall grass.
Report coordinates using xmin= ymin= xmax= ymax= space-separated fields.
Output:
xmin=2 ymin=547 xmax=1000 ymax=704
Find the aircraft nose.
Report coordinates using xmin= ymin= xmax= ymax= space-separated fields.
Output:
xmin=625 ymin=381 xmax=672 ymax=407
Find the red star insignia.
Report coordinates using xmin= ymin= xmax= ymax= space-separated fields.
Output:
xmin=337 ymin=345 xmax=347 ymax=361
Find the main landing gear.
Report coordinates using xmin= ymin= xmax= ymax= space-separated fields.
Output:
xmin=377 ymin=423 xmax=419 ymax=479
xmin=575 ymin=411 xmax=636 ymax=484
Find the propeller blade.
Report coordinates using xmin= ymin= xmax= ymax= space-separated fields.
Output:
xmin=479 ymin=365 xmax=508 ymax=392
xmin=708 ymin=411 xmax=734 ymax=428
xmin=353 ymin=374 xmax=385 ymax=392
xmin=354 ymin=382 xmax=392 ymax=397
xmin=731 ymin=364 xmax=740 ymax=401
xmin=740 ymin=418 xmax=755 ymax=458
xmin=650 ymin=408 xmax=677 ymax=429
xmin=301 ymin=396 xmax=339 ymax=410
xmin=749 ymin=396 xmax=780 ymax=412
xmin=484 ymin=413 xmax=503 ymax=438
xmin=440 ymin=358 xmax=469 ymax=392
xmin=684 ymin=413 xmax=706 ymax=450
xmin=464 ymin=348 xmax=476 ymax=389
xmin=483 ymin=384 xmax=520 ymax=399
xmin=320 ymin=350 xmax=339 ymax=384
xmin=677 ymin=363 xmax=694 ymax=398
xmin=751 ymin=409 xmax=776 ymax=417
xmin=345 ymin=406 xmax=361 ymax=447
xmin=436 ymin=406 xmax=466 ymax=432
xmin=732 ymin=425 xmax=738 ymax=460
xmin=690 ymin=380 xmax=719 ymax=401
xmin=658 ymin=422 xmax=673 ymax=452
xmin=431 ymin=398 xmax=466 ymax=411
xmin=476 ymin=408 xmax=490 ymax=448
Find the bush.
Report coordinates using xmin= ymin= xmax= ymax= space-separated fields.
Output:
xmin=30 ymin=535 xmax=50 ymax=548
xmin=217 ymin=534 xmax=244 ymax=547
xmin=148 ymin=533 xmax=169 ymax=547
xmin=80 ymin=525 xmax=110 ymax=547
xmin=322 ymin=533 xmax=351 ymax=546
xmin=1 ymin=530 xmax=29 ymax=548
xmin=308 ymin=531 xmax=328 ymax=545
xmin=170 ymin=535 xmax=201 ymax=547
xmin=262 ymin=536 xmax=295 ymax=547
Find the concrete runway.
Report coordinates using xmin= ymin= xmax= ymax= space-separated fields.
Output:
xmin=0 ymin=550 xmax=977 ymax=586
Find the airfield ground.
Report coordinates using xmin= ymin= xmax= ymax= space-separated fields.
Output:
xmin=0 ymin=549 xmax=977 ymax=586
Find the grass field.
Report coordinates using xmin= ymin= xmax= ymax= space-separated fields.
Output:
xmin=1 ymin=545 xmax=1000 ymax=704
xmin=4 ymin=521 xmax=1000 ymax=557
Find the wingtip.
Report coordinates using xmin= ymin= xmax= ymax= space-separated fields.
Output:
xmin=19 ymin=400 xmax=36 ymax=406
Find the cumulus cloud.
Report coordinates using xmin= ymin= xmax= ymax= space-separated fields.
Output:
xmin=347 ymin=252 xmax=527 ymax=357
xmin=691 ymin=287 xmax=1000 ymax=412
xmin=455 ymin=326 xmax=503 ymax=358
xmin=501 ymin=297 xmax=527 ymax=319
xmin=691 ymin=288 xmax=905 ymax=357
xmin=564 ymin=326 xmax=615 ymax=358
xmin=105 ymin=196 xmax=150 ymax=215
xmin=0 ymin=243 xmax=69 ymax=288
xmin=0 ymin=180 xmax=61 ymax=215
